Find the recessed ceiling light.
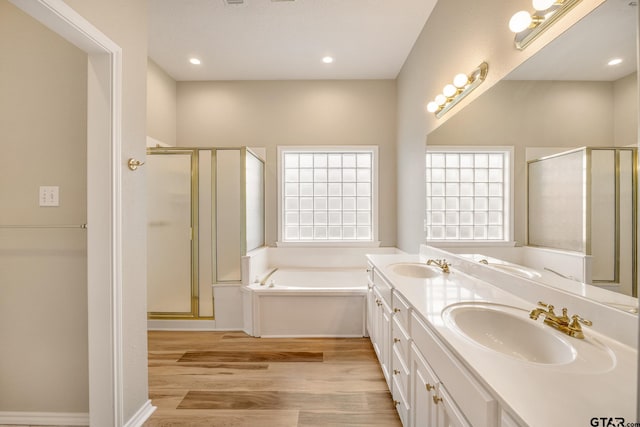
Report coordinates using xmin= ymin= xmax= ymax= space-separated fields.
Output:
xmin=322 ymin=56 xmax=334 ymax=64
xmin=189 ymin=58 xmax=201 ymax=65
xmin=607 ymin=58 xmax=623 ymax=66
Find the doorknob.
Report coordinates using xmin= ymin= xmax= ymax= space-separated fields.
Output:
xmin=128 ymin=158 xmax=145 ymax=171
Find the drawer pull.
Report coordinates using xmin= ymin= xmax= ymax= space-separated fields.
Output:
xmin=426 ymin=383 xmax=435 ymax=392
xmin=393 ymin=369 xmax=401 ymax=375
xmin=393 ymin=338 xmax=401 ymax=343
xmin=393 ymin=308 xmax=401 ymax=313
xmin=393 ymin=400 xmax=401 ymax=407
xmin=433 ymin=395 xmax=443 ymax=405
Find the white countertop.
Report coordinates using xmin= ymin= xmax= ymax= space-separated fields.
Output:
xmin=367 ymin=253 xmax=638 ymax=426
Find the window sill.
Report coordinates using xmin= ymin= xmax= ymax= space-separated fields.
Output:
xmin=427 ymin=240 xmax=518 ymax=248
xmin=275 ymin=241 xmax=381 ymax=248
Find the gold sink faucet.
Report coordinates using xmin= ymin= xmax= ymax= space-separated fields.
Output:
xmin=426 ymin=259 xmax=451 ymax=273
xmin=529 ymin=301 xmax=592 ymax=339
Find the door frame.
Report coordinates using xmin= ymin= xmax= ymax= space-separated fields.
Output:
xmin=10 ymin=0 xmax=125 ymax=424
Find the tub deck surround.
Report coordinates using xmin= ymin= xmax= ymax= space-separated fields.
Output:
xmin=243 ymin=267 xmax=369 ymax=337
xmin=366 ymin=250 xmax=637 ymax=426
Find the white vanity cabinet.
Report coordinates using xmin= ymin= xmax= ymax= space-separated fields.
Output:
xmin=391 ymin=291 xmax=412 ymax=425
xmin=367 ymin=264 xmax=393 ymax=386
xmin=366 ymin=262 xmax=501 ymax=427
xmin=411 ymin=342 xmax=470 ymax=427
xmin=411 ymin=311 xmax=498 ymax=427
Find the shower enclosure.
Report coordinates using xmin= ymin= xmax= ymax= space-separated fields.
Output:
xmin=146 ymin=147 xmax=265 ymax=319
xmin=527 ymin=147 xmax=637 ymax=297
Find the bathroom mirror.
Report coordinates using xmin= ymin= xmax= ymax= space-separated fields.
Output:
xmin=426 ymin=0 xmax=638 ymax=307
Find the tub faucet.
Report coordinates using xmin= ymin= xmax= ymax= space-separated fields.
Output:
xmin=529 ymin=301 xmax=592 ymax=339
xmin=426 ymin=259 xmax=450 ymax=273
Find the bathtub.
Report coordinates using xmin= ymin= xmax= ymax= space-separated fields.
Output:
xmin=243 ymin=267 xmax=368 ymax=337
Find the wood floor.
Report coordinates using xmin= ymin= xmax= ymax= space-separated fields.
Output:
xmin=144 ymin=331 xmax=402 ymax=427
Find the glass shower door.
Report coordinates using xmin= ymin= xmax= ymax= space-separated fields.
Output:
xmin=147 ymin=151 xmax=195 ymax=316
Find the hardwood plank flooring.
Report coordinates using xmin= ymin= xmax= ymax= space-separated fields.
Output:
xmin=144 ymin=331 xmax=402 ymax=427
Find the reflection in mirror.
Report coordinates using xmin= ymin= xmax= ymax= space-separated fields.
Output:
xmin=425 ymin=0 xmax=638 ymax=312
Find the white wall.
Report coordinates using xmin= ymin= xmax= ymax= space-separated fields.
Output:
xmin=615 ymin=72 xmax=639 ymax=147
xmin=147 ymin=58 xmax=177 ymax=146
xmin=395 ymin=0 xmax=606 ymax=253
xmin=63 ymin=0 xmax=150 ymax=421
xmin=0 ymin=0 xmax=89 ymax=413
xmin=176 ymin=80 xmax=398 ymax=247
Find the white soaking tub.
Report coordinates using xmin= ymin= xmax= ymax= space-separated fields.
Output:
xmin=243 ymin=267 xmax=368 ymax=337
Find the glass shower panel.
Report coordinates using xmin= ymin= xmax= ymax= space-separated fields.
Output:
xmin=147 ymin=153 xmax=193 ymax=314
xmin=246 ymin=151 xmax=265 ymax=251
xmin=527 ymin=149 xmax=585 ymax=252
xmin=216 ymin=149 xmax=242 ymax=281
xmin=590 ymin=150 xmax=616 ymax=282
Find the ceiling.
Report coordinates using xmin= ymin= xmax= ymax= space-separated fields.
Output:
xmin=506 ymin=0 xmax=637 ymax=81
xmin=148 ymin=0 xmax=438 ymax=81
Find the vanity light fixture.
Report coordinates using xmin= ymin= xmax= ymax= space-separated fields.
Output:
xmin=426 ymin=62 xmax=489 ymax=118
xmin=509 ymin=0 xmax=582 ymax=50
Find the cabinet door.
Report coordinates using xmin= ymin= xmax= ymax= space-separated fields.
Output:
xmin=411 ymin=344 xmax=438 ymax=427
xmin=379 ymin=293 xmax=392 ymax=385
xmin=434 ymin=386 xmax=471 ymax=427
xmin=366 ymin=285 xmax=376 ymax=339
xmin=371 ymin=286 xmax=391 ymax=385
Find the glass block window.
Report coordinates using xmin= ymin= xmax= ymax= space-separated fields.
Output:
xmin=280 ymin=147 xmax=376 ymax=242
xmin=426 ymin=148 xmax=512 ymax=242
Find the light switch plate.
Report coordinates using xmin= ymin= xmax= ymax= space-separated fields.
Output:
xmin=39 ymin=186 xmax=59 ymax=207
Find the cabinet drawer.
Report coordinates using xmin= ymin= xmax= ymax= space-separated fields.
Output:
xmin=391 ymin=314 xmax=410 ymax=360
xmin=373 ymin=269 xmax=392 ymax=306
xmin=411 ymin=312 xmax=497 ymax=427
xmin=392 ymin=375 xmax=410 ymax=426
xmin=392 ymin=345 xmax=410 ymax=399
xmin=391 ymin=290 xmax=410 ymax=331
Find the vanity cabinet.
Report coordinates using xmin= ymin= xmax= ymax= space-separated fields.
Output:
xmin=412 ymin=342 xmax=470 ymax=427
xmin=367 ymin=265 xmax=393 ymax=386
xmin=391 ymin=296 xmax=411 ymax=425
xmin=411 ymin=312 xmax=498 ymax=427
xmin=366 ymin=263 xmax=501 ymax=427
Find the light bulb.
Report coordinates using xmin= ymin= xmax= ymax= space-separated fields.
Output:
xmin=532 ymin=0 xmax=555 ymax=10
xmin=426 ymin=101 xmax=439 ymax=113
xmin=435 ymin=94 xmax=447 ymax=106
xmin=453 ymin=73 xmax=469 ymax=88
xmin=509 ymin=11 xmax=532 ymax=33
xmin=443 ymin=84 xmax=457 ymax=98
xmin=189 ymin=57 xmax=201 ymax=65
xmin=322 ymin=56 xmax=334 ymax=64
xmin=608 ymin=58 xmax=623 ymax=66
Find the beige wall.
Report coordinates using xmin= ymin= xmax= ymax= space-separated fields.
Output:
xmin=147 ymin=58 xmax=177 ymax=145
xmin=0 ymin=0 xmax=89 ymax=413
xmin=63 ymin=0 xmax=150 ymax=421
xmin=176 ymin=80 xmax=398 ymax=246
xmin=615 ymin=72 xmax=639 ymax=147
xmin=396 ymin=0 xmax=606 ymax=252
xmin=426 ymin=79 xmax=633 ymax=244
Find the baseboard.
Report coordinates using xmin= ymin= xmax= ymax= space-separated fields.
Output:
xmin=0 ymin=411 xmax=89 ymax=425
xmin=147 ymin=319 xmax=219 ymax=330
xmin=124 ymin=399 xmax=156 ymax=427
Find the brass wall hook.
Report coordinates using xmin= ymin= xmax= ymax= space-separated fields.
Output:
xmin=128 ymin=158 xmax=145 ymax=171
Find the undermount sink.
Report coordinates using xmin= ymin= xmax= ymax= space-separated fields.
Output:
xmin=388 ymin=262 xmax=441 ymax=279
xmin=442 ymin=303 xmax=576 ymax=365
